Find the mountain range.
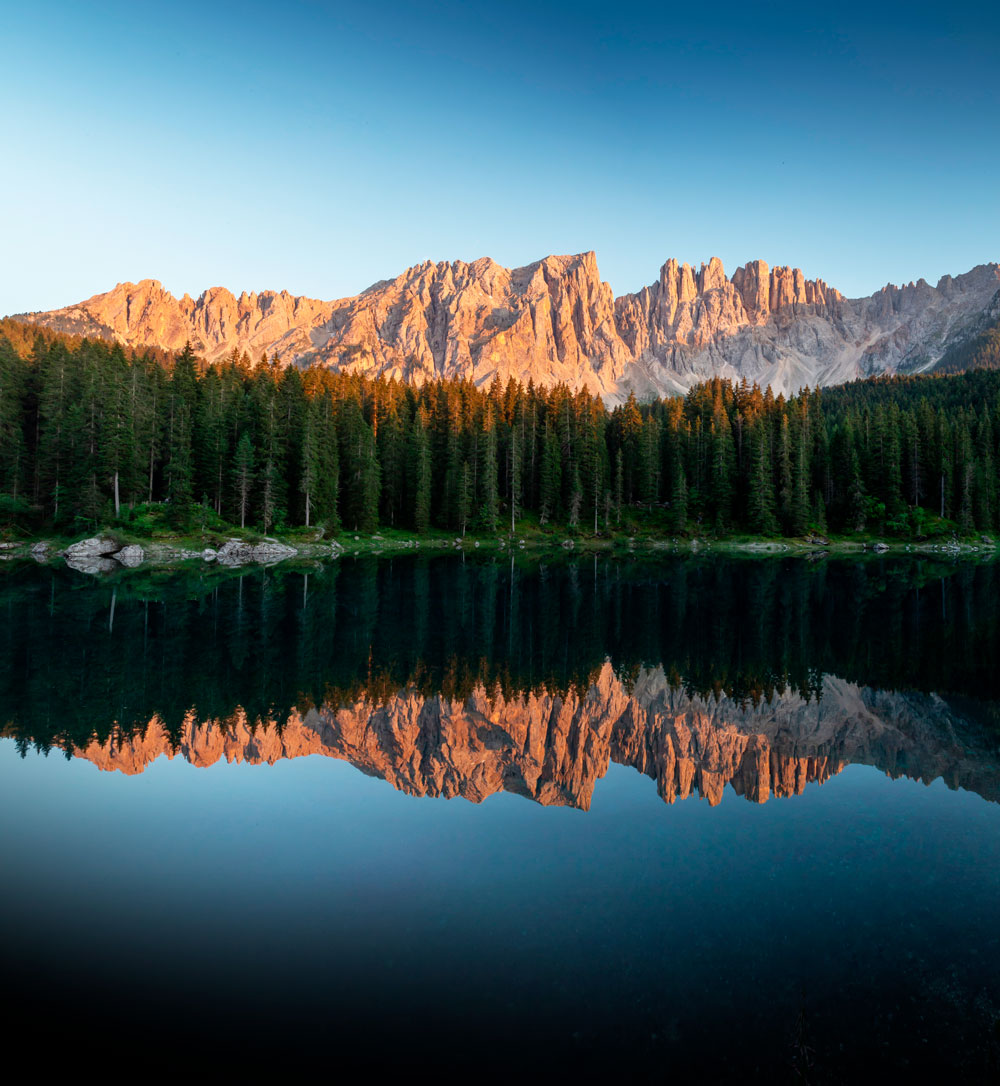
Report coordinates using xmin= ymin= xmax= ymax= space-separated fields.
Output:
xmin=68 ymin=665 xmax=1000 ymax=809
xmin=15 ymin=253 xmax=1000 ymax=400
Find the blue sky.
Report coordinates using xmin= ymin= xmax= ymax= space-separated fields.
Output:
xmin=3 ymin=0 xmax=998 ymax=312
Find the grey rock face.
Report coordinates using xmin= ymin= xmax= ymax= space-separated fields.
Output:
xmin=62 ymin=536 xmax=128 ymax=575
xmin=216 ymin=539 xmax=297 ymax=566
xmin=20 ymin=256 xmax=1000 ymax=400
xmin=62 ymin=536 xmax=121 ymax=559
xmin=113 ymin=544 xmax=145 ymax=567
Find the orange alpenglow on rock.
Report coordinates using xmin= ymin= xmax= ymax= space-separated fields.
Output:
xmin=68 ymin=667 xmax=997 ymax=808
xmin=19 ymin=254 xmax=999 ymax=400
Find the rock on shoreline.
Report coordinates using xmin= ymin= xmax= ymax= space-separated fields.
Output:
xmin=0 ymin=532 xmax=993 ymax=575
xmin=216 ymin=539 xmax=297 ymax=566
xmin=44 ymin=535 xmax=303 ymax=574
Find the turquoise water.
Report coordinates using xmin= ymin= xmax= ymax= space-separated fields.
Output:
xmin=2 ymin=555 xmax=999 ymax=1077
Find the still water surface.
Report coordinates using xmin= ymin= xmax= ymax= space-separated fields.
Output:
xmin=2 ymin=555 xmax=999 ymax=1077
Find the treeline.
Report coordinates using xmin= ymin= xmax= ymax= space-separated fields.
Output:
xmin=1 ymin=326 xmax=1000 ymax=536
xmin=4 ymin=556 xmax=999 ymax=754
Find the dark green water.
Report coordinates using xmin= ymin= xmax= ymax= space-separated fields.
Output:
xmin=2 ymin=554 xmax=999 ymax=1078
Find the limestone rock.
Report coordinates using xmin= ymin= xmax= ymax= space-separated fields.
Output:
xmin=252 ymin=542 xmax=296 ymax=563
xmin=63 ymin=536 xmax=129 ymax=573
xmin=62 ymin=536 xmax=120 ymax=559
xmin=216 ymin=539 xmax=297 ymax=566
xmin=19 ymin=255 xmax=1000 ymax=400
xmin=113 ymin=544 xmax=144 ymax=567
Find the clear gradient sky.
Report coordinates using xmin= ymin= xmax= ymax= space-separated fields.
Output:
xmin=3 ymin=0 xmax=999 ymax=313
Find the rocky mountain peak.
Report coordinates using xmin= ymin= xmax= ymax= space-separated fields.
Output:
xmin=13 ymin=252 xmax=998 ymax=400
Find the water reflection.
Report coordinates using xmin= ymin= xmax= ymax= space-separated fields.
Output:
xmin=3 ymin=554 xmax=998 ymax=806
xmin=4 ymin=555 xmax=1000 ymax=1078
xmin=66 ymin=666 xmax=1000 ymax=806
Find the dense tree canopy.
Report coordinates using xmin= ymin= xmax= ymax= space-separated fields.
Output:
xmin=1 ymin=324 xmax=999 ymax=537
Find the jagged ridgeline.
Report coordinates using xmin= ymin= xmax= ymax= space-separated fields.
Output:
xmin=1 ymin=326 xmax=1000 ymax=537
xmin=14 ymin=255 xmax=1000 ymax=396
xmin=2 ymin=555 xmax=998 ymax=757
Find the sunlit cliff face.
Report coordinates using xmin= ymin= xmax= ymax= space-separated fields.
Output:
xmin=21 ymin=256 xmax=1000 ymax=399
xmin=68 ymin=665 xmax=999 ymax=808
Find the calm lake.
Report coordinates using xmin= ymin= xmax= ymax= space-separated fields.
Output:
xmin=2 ymin=554 xmax=1000 ymax=1077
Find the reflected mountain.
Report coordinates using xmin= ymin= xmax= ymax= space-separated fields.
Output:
xmin=68 ymin=663 xmax=1000 ymax=807
xmin=3 ymin=553 xmax=999 ymax=806
xmin=6 ymin=554 xmax=1000 ymax=1082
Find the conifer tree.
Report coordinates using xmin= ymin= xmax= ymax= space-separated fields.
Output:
xmin=195 ymin=366 xmax=230 ymax=516
xmin=955 ymin=419 xmax=975 ymax=532
xmin=747 ymin=419 xmax=778 ymax=535
xmin=619 ymin=391 xmax=643 ymax=504
xmin=408 ymin=407 xmax=432 ymax=533
xmin=614 ymin=449 xmax=623 ymax=526
xmin=478 ymin=405 xmax=499 ymax=533
xmin=3 ymin=329 xmax=1000 ymax=542
xmin=539 ymin=419 xmax=561 ymax=525
xmin=0 ymin=339 xmax=28 ymax=501
xmin=36 ymin=342 xmax=75 ymax=521
xmin=508 ymin=408 xmax=523 ymax=534
xmin=311 ymin=392 xmax=340 ymax=530
xmin=973 ymin=408 xmax=996 ymax=529
xmin=165 ymin=399 xmax=194 ymax=516
xmin=567 ymin=463 xmax=583 ymax=529
xmin=709 ymin=406 xmax=735 ymax=528
xmin=100 ymin=345 xmax=137 ymax=518
xmin=376 ymin=396 xmax=406 ymax=526
xmin=777 ymin=413 xmax=794 ymax=532
xmin=458 ymin=459 xmax=473 ymax=537
xmin=337 ymin=397 xmax=380 ymax=532
xmin=279 ymin=367 xmax=307 ymax=523
xmin=789 ymin=409 xmax=811 ymax=536
xmin=668 ymin=454 xmax=688 ymax=532
xmin=642 ymin=414 xmax=662 ymax=509
xmin=232 ymin=432 xmax=255 ymax=528
xmin=253 ymin=368 xmax=288 ymax=532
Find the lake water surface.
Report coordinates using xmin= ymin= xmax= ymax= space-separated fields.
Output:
xmin=2 ymin=555 xmax=999 ymax=1077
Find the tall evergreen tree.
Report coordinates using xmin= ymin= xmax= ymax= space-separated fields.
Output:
xmin=478 ymin=405 xmax=499 ymax=533
xmin=408 ymin=407 xmax=433 ymax=533
xmin=747 ymin=419 xmax=778 ymax=535
xmin=0 ymin=339 xmax=28 ymax=501
xmin=232 ymin=432 xmax=255 ymax=529
xmin=539 ymin=419 xmax=561 ymax=525
xmin=338 ymin=397 xmax=380 ymax=532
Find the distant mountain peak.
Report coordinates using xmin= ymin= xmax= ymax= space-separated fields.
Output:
xmin=13 ymin=253 xmax=999 ymax=400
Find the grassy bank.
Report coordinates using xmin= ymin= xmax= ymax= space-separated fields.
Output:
xmin=1 ymin=515 xmax=997 ymax=570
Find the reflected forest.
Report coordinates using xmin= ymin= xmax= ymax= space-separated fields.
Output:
xmin=3 ymin=554 xmax=999 ymax=765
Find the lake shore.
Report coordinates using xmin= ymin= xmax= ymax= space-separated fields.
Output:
xmin=1 ymin=526 xmax=996 ymax=573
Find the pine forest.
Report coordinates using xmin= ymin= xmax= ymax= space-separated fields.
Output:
xmin=1 ymin=322 xmax=999 ymax=540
